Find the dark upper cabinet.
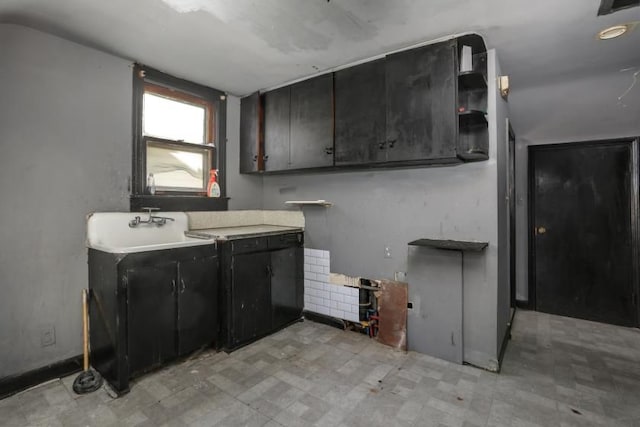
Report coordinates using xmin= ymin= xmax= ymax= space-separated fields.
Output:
xmin=239 ymin=92 xmax=262 ymax=173
xmin=242 ymin=34 xmax=488 ymax=174
xmin=334 ymin=59 xmax=387 ymax=166
xmin=289 ymin=74 xmax=334 ymax=169
xmin=264 ymin=86 xmax=291 ymax=172
xmin=385 ymin=40 xmax=458 ymax=163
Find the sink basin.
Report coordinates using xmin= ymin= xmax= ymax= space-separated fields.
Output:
xmin=87 ymin=212 xmax=214 ymax=254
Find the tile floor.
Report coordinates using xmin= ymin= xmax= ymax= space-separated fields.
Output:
xmin=2 ymin=310 xmax=640 ymax=426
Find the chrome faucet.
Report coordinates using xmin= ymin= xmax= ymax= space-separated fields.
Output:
xmin=128 ymin=207 xmax=175 ymax=227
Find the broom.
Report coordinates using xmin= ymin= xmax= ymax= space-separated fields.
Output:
xmin=72 ymin=289 xmax=103 ymax=394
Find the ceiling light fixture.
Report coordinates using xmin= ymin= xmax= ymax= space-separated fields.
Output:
xmin=598 ymin=24 xmax=629 ymax=40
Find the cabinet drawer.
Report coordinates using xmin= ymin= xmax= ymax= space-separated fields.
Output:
xmin=268 ymin=232 xmax=303 ymax=250
xmin=231 ymin=237 xmax=268 ymax=254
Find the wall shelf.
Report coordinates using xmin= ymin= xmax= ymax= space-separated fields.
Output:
xmin=458 ymin=110 xmax=488 ymax=129
xmin=285 ymin=200 xmax=333 ymax=207
xmin=458 ymin=71 xmax=487 ymax=90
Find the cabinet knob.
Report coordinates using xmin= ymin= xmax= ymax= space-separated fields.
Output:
xmin=171 ymin=279 xmax=176 ymax=294
xmin=252 ymin=155 xmax=258 ymax=162
xmin=379 ymin=142 xmax=387 ymax=150
xmin=388 ymin=139 xmax=397 ymax=148
xmin=180 ymin=279 xmax=186 ymax=293
xmin=325 ymin=147 xmax=333 ymax=155
xmin=263 ymin=155 xmax=269 ymax=161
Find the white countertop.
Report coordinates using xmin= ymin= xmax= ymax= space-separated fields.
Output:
xmin=192 ymin=225 xmax=303 ymax=240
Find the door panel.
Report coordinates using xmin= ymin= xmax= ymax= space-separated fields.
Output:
xmin=177 ymin=256 xmax=218 ymax=356
xmin=264 ymin=86 xmax=290 ymax=172
xmin=385 ymin=40 xmax=457 ymax=162
xmin=240 ymin=92 xmax=261 ymax=173
xmin=230 ymin=252 xmax=272 ymax=346
xmin=334 ymin=59 xmax=387 ymax=165
xmin=271 ymin=247 xmax=303 ymax=330
xmin=126 ymin=262 xmax=176 ymax=374
xmin=532 ymin=141 xmax=637 ymax=326
xmin=289 ymin=74 xmax=334 ymax=169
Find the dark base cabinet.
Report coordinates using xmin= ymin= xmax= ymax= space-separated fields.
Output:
xmin=88 ymin=245 xmax=219 ymax=395
xmin=221 ymin=232 xmax=304 ymax=351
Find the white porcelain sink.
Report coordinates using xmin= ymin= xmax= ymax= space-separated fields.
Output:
xmin=87 ymin=212 xmax=214 ymax=254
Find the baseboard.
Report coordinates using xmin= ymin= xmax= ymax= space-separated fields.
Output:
xmin=302 ymin=311 xmax=347 ymax=330
xmin=515 ymin=299 xmax=532 ymax=309
xmin=0 ymin=355 xmax=83 ymax=400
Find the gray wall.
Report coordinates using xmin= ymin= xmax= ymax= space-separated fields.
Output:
xmin=510 ymin=66 xmax=640 ymax=302
xmin=0 ymin=24 xmax=131 ymax=378
xmin=225 ymin=95 xmax=263 ymax=210
xmin=493 ymin=54 xmax=511 ymax=358
xmin=260 ymin=50 xmax=507 ymax=370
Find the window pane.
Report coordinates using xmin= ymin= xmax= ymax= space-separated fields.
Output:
xmin=147 ymin=144 xmax=206 ymax=190
xmin=143 ymin=92 xmax=206 ymax=143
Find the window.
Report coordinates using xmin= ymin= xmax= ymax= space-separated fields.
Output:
xmin=132 ymin=65 xmax=227 ymax=210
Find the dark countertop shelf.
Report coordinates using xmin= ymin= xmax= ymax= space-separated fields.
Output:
xmin=408 ymin=238 xmax=488 ymax=252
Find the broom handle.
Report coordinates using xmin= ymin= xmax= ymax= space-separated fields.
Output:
xmin=82 ymin=289 xmax=89 ymax=372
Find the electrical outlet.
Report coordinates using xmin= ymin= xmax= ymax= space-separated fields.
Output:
xmin=384 ymin=246 xmax=392 ymax=259
xmin=394 ymin=271 xmax=407 ymax=282
xmin=40 ymin=324 xmax=56 ymax=347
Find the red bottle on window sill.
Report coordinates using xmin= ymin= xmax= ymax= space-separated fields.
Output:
xmin=207 ymin=169 xmax=220 ymax=198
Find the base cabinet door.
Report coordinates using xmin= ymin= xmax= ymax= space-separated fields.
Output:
xmin=126 ymin=262 xmax=177 ymax=375
xmin=271 ymin=247 xmax=303 ymax=330
xmin=230 ymin=252 xmax=272 ymax=347
xmin=177 ymin=256 xmax=218 ymax=356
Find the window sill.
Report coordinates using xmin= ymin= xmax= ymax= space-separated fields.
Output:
xmin=130 ymin=194 xmax=229 ymax=212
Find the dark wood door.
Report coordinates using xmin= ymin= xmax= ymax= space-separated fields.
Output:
xmin=240 ymin=92 xmax=262 ymax=173
xmin=531 ymin=140 xmax=638 ymax=326
xmin=271 ymin=247 xmax=303 ymax=330
xmin=264 ymin=86 xmax=290 ymax=172
xmin=230 ymin=252 xmax=272 ymax=347
xmin=289 ymin=74 xmax=334 ymax=169
xmin=385 ymin=40 xmax=457 ymax=162
xmin=334 ymin=59 xmax=387 ymax=165
xmin=177 ymin=256 xmax=218 ymax=356
xmin=126 ymin=262 xmax=177 ymax=374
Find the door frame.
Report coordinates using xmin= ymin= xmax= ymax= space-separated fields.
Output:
xmin=507 ymin=121 xmax=516 ymax=308
xmin=527 ymin=138 xmax=640 ymax=326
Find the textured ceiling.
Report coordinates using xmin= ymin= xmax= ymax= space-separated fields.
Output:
xmin=1 ymin=0 xmax=639 ymax=95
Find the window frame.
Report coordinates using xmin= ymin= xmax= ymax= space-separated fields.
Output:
xmin=131 ymin=64 xmax=227 ymax=211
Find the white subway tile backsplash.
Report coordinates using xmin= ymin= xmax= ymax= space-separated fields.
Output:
xmin=337 ymin=302 xmax=352 ymax=312
xmin=310 ymin=296 xmax=324 ymax=306
xmin=317 ymin=305 xmax=330 ymax=316
xmin=344 ymin=311 xmax=359 ymax=322
xmin=317 ymin=273 xmax=329 ymax=283
xmin=330 ymin=292 xmax=344 ymax=303
xmin=316 ymin=258 xmax=329 ymax=267
xmin=323 ymin=266 xmax=331 ymax=274
xmin=330 ymin=308 xmax=345 ymax=319
xmin=310 ymin=264 xmax=324 ymax=274
xmin=306 ymin=272 xmax=317 ymax=281
xmin=323 ymin=251 xmax=330 ymax=259
xmin=304 ymin=256 xmax=314 ymax=265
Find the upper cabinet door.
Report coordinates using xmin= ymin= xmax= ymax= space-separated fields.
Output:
xmin=385 ymin=40 xmax=457 ymax=162
xmin=334 ymin=59 xmax=387 ymax=166
xmin=289 ymin=74 xmax=334 ymax=169
xmin=264 ymin=86 xmax=291 ymax=172
xmin=240 ymin=92 xmax=262 ymax=174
